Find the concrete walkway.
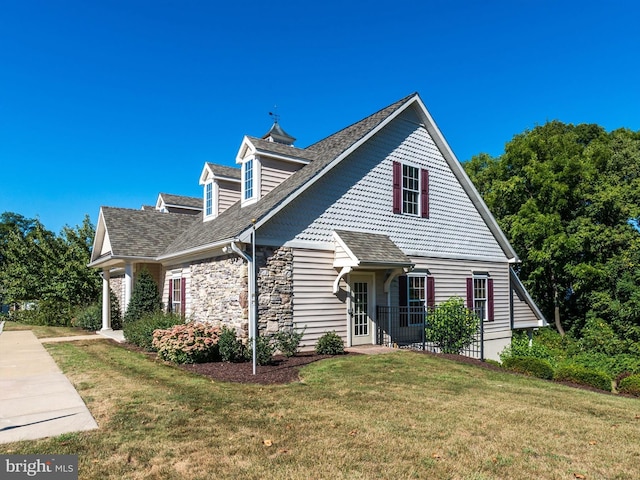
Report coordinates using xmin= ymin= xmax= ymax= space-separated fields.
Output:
xmin=0 ymin=330 xmax=100 ymax=444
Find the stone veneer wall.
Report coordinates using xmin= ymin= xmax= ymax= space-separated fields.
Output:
xmin=256 ymin=246 xmax=294 ymax=335
xmin=190 ymin=255 xmax=248 ymax=338
xmin=109 ymin=275 xmax=124 ymax=319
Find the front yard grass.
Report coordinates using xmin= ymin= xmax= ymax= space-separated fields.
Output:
xmin=2 ymin=339 xmax=640 ymax=479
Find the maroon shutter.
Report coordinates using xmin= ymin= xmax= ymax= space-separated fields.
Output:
xmin=421 ymin=168 xmax=429 ymax=218
xmin=180 ymin=278 xmax=186 ymax=318
xmin=392 ymin=161 xmax=402 ymax=214
xmin=487 ymin=278 xmax=494 ymax=321
xmin=466 ymin=277 xmax=473 ymax=310
xmin=168 ymin=279 xmax=173 ymax=313
xmin=427 ymin=276 xmax=435 ymax=308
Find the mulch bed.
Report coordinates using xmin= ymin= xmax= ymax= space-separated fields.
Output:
xmin=179 ymin=352 xmax=335 ymax=385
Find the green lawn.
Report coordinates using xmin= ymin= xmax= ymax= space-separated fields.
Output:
xmin=2 ymin=321 xmax=93 ymax=338
xmin=2 ymin=337 xmax=639 ymax=479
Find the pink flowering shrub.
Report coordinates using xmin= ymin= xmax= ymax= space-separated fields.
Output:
xmin=152 ymin=322 xmax=221 ymax=364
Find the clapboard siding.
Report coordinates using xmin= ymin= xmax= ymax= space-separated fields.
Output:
xmin=512 ymin=292 xmax=542 ymax=328
xmin=292 ymin=248 xmax=346 ymax=347
xmin=260 ymin=157 xmax=301 ymax=198
xmin=218 ymin=180 xmax=240 ymax=215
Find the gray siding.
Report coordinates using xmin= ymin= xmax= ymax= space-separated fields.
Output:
xmin=512 ymin=290 xmax=544 ymax=328
xmin=292 ymin=248 xmax=347 ymax=347
xmin=259 ymin=106 xmax=506 ymax=261
xmin=217 ymin=180 xmax=240 ymax=215
xmin=260 ymin=157 xmax=301 ymax=198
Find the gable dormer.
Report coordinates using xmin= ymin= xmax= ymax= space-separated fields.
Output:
xmin=199 ymin=163 xmax=241 ymax=221
xmin=155 ymin=193 xmax=202 ymax=215
xmin=236 ymin=122 xmax=316 ymax=206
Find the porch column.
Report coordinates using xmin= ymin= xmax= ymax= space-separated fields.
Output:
xmin=123 ymin=262 xmax=133 ymax=312
xmin=101 ymin=269 xmax=111 ymax=331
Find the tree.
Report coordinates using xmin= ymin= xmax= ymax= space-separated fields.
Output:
xmin=124 ymin=269 xmax=162 ymax=322
xmin=465 ymin=122 xmax=640 ymax=344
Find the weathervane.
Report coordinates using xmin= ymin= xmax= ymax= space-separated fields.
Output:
xmin=268 ymin=106 xmax=280 ymax=123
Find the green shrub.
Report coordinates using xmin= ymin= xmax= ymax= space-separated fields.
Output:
xmin=218 ymin=326 xmax=244 ymax=362
xmin=618 ymin=374 xmax=640 ymax=396
xmin=245 ymin=335 xmax=276 ymax=365
xmin=578 ymin=316 xmax=623 ymax=356
xmin=103 ymin=290 xmax=122 ymax=330
xmin=500 ymin=332 xmax=558 ymax=367
xmin=426 ymin=297 xmax=479 ymax=354
xmin=502 ymin=356 xmax=555 ymax=380
xmin=153 ymin=322 xmax=221 ymax=364
xmin=554 ymin=363 xmax=612 ymax=391
xmin=273 ymin=327 xmax=305 ymax=357
xmin=10 ymin=300 xmax=72 ymax=326
xmin=124 ymin=269 xmax=162 ymax=323
xmin=123 ymin=311 xmax=183 ymax=351
xmin=569 ymin=352 xmax=640 ymax=378
xmin=73 ymin=303 xmax=102 ymax=331
xmin=315 ymin=331 xmax=345 ymax=355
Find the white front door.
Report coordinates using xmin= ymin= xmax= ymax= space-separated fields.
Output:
xmin=349 ymin=274 xmax=375 ymax=346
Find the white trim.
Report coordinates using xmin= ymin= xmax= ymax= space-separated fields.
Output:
xmin=157 ymin=239 xmax=233 ymax=262
xmin=347 ymin=272 xmax=376 ymax=346
xmin=333 ymin=266 xmax=352 ymax=294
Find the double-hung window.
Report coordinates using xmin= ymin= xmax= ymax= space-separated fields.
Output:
xmin=399 ymin=273 xmax=435 ymax=327
xmin=466 ymin=274 xmax=494 ymax=322
xmin=393 ymin=161 xmax=429 ymax=218
xmin=169 ymin=277 xmax=185 ymax=317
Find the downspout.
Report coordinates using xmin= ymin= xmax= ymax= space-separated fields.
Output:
xmin=229 ymin=240 xmax=257 ymax=375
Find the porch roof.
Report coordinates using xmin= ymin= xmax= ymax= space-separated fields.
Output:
xmin=333 ymin=230 xmax=414 ymax=268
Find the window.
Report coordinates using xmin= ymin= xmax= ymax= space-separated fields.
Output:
xmin=205 ymin=182 xmax=213 ymax=217
xmin=399 ymin=274 xmax=435 ymax=327
xmin=169 ymin=277 xmax=185 ymax=316
xmin=244 ymin=158 xmax=254 ymax=200
xmin=393 ymin=161 xmax=429 ymax=218
xmin=466 ymin=275 xmax=494 ymax=321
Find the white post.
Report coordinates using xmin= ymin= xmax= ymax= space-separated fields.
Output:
xmin=101 ymin=269 xmax=112 ymax=331
xmin=123 ymin=262 xmax=133 ymax=313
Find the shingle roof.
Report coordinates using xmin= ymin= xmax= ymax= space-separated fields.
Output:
xmin=334 ymin=230 xmax=413 ymax=267
xmin=159 ymin=193 xmax=202 ymax=209
xmin=205 ymin=163 xmax=241 ymax=180
xmin=101 ymin=207 xmax=198 ymax=258
xmin=160 ymin=93 xmax=416 ymax=258
xmin=244 ymin=137 xmax=319 ymax=162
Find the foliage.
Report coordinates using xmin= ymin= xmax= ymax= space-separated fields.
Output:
xmin=577 ymin=315 xmax=624 ymax=356
xmin=499 ymin=331 xmax=559 ymax=367
xmin=123 ymin=311 xmax=183 ymax=351
xmin=217 ymin=325 xmax=244 ymax=362
xmin=0 ymin=213 xmax=101 ymax=325
xmin=425 ymin=297 xmax=480 ymax=354
xmin=245 ymin=335 xmax=276 ymax=365
xmin=501 ymin=356 xmax=555 ymax=380
xmin=153 ymin=322 xmax=221 ymax=364
xmin=123 ymin=269 xmax=162 ymax=323
xmin=617 ymin=374 xmax=640 ymax=396
xmin=465 ymin=124 xmax=640 ymax=342
xmin=315 ymin=331 xmax=345 ymax=355
xmin=554 ymin=363 xmax=612 ymax=391
xmin=73 ymin=290 xmax=123 ymax=331
xmin=10 ymin=299 xmax=73 ymax=326
xmin=273 ymin=327 xmax=305 ymax=357
xmin=567 ymin=352 xmax=640 ymax=378
xmin=73 ymin=304 xmax=102 ymax=331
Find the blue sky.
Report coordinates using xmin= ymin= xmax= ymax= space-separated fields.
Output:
xmin=1 ymin=0 xmax=639 ymax=234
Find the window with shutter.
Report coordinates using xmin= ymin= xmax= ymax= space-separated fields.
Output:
xmin=466 ymin=275 xmax=494 ymax=322
xmin=399 ymin=273 xmax=434 ymax=326
xmin=392 ymin=161 xmax=430 ymax=218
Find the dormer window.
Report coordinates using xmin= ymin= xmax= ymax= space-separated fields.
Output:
xmin=244 ymin=159 xmax=254 ymax=199
xmin=242 ymin=157 xmax=258 ymax=205
xmin=204 ymin=182 xmax=213 ymax=217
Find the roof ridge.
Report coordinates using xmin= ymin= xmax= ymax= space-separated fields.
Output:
xmin=305 ymin=92 xmax=417 ymax=153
